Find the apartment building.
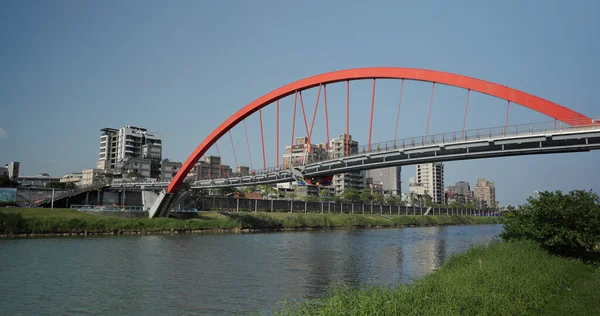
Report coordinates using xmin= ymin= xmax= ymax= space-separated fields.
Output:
xmin=474 ymin=177 xmax=497 ymax=208
xmin=408 ymin=162 xmax=444 ymax=204
xmin=330 ymin=134 xmax=364 ymax=195
xmin=367 ymin=166 xmax=402 ymax=196
xmin=282 ymin=137 xmax=328 ymax=169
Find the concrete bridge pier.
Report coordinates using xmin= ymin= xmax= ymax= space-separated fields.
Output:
xmin=148 ymin=190 xmax=192 ymax=218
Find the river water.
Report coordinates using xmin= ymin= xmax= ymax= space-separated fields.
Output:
xmin=0 ymin=224 xmax=503 ymax=315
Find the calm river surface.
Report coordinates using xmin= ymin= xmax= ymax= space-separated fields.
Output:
xmin=0 ymin=224 xmax=503 ymax=315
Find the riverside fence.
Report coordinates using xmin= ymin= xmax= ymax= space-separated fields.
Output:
xmin=194 ymin=196 xmax=499 ymax=216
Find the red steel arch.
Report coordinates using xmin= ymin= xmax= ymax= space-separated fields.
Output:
xmin=168 ymin=67 xmax=591 ymax=193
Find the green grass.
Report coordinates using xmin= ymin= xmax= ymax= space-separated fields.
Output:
xmin=277 ymin=240 xmax=600 ymax=316
xmin=0 ymin=208 xmax=502 ymax=235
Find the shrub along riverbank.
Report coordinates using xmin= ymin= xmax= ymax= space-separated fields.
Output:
xmin=0 ymin=208 xmax=502 ymax=236
xmin=277 ymin=240 xmax=600 ymax=315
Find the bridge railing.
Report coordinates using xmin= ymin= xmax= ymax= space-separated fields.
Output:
xmin=358 ymin=117 xmax=599 ymax=155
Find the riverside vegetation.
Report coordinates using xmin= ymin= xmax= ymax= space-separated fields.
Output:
xmin=277 ymin=190 xmax=600 ymax=315
xmin=0 ymin=208 xmax=501 ymax=236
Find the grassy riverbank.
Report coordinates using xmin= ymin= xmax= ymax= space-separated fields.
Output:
xmin=0 ymin=208 xmax=502 ymax=236
xmin=277 ymin=240 xmax=600 ymax=316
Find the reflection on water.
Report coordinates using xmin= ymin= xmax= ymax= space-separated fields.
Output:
xmin=0 ymin=224 xmax=502 ymax=315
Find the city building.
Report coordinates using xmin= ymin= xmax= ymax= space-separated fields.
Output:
xmin=6 ymin=162 xmax=19 ymax=182
xmin=282 ymin=137 xmax=329 ymax=169
xmin=160 ymin=160 xmax=182 ymax=181
xmin=18 ymin=173 xmax=60 ymax=187
xmin=0 ymin=166 xmax=8 ymax=178
xmin=115 ymin=156 xmax=152 ymax=178
xmin=190 ymin=156 xmax=250 ymax=180
xmin=446 ymin=181 xmax=471 ymax=197
xmin=60 ymin=172 xmax=83 ymax=185
xmin=97 ymin=128 xmax=119 ymax=170
xmin=366 ymin=166 xmax=402 ymax=196
xmin=474 ymin=177 xmax=497 ymax=208
xmin=96 ymin=125 xmax=180 ymax=181
xmin=365 ymin=178 xmax=384 ymax=195
xmin=330 ymin=134 xmax=364 ymax=195
xmin=408 ymin=163 xmax=445 ymax=204
xmin=80 ymin=169 xmax=108 ymax=186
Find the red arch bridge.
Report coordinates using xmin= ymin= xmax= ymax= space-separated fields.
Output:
xmin=112 ymin=67 xmax=600 ymax=218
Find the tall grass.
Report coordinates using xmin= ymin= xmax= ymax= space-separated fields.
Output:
xmin=277 ymin=240 xmax=600 ymax=316
xmin=0 ymin=208 xmax=502 ymax=235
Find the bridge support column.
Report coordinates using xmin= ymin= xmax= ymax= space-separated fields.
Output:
xmin=148 ymin=190 xmax=179 ymax=218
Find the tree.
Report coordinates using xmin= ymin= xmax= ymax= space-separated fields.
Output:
xmin=386 ymin=196 xmax=404 ymax=206
xmin=373 ymin=193 xmax=385 ymax=205
xmin=319 ymin=187 xmax=332 ymax=200
xmin=500 ymin=190 xmax=600 ymax=255
xmin=245 ymin=185 xmax=257 ymax=193
xmin=423 ymin=195 xmax=434 ymax=207
xmin=46 ymin=182 xmax=76 ymax=189
xmin=341 ymin=189 xmax=361 ymax=203
xmin=0 ymin=176 xmax=19 ymax=188
xmin=285 ymin=192 xmax=296 ymax=200
xmin=359 ymin=188 xmax=373 ymax=204
xmin=217 ymin=187 xmax=236 ymax=196
xmin=259 ymin=185 xmax=277 ymax=199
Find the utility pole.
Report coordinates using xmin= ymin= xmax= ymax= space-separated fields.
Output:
xmin=51 ymin=188 xmax=55 ymax=209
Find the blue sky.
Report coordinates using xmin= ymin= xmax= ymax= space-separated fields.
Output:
xmin=1 ymin=0 xmax=599 ymax=205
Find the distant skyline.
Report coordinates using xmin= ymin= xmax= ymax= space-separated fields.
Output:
xmin=1 ymin=0 xmax=599 ymax=206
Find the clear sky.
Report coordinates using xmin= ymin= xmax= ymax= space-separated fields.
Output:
xmin=1 ymin=0 xmax=599 ymax=206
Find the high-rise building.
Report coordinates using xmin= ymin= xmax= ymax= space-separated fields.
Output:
xmin=474 ymin=178 xmax=497 ymax=208
xmin=330 ymin=134 xmax=364 ymax=195
xmin=367 ymin=166 xmax=402 ymax=196
xmin=282 ymin=137 xmax=329 ymax=169
xmin=6 ymin=162 xmax=19 ymax=182
xmin=410 ymin=162 xmax=444 ymax=204
xmin=447 ymin=181 xmax=470 ymax=197
xmin=97 ymin=128 xmax=119 ymax=170
xmin=96 ymin=125 xmax=174 ymax=180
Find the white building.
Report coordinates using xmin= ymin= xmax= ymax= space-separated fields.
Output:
xmin=330 ymin=134 xmax=364 ymax=195
xmin=367 ymin=166 xmax=401 ymax=196
xmin=409 ymin=163 xmax=445 ymax=204
xmin=96 ymin=125 xmax=168 ymax=179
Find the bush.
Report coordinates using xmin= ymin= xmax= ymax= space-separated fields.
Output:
xmin=500 ymin=190 xmax=600 ymax=255
xmin=0 ymin=212 xmax=25 ymax=234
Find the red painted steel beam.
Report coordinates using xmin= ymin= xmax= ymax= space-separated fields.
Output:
xmin=425 ymin=83 xmax=435 ymax=138
xmin=298 ymin=91 xmax=311 ymax=155
xmin=276 ymin=100 xmax=279 ymax=169
xmin=167 ymin=67 xmax=592 ymax=193
xmin=367 ymin=79 xmax=376 ymax=151
xmin=259 ymin=109 xmax=267 ymax=170
xmin=323 ymin=85 xmax=330 ymax=150
xmin=228 ymin=131 xmax=238 ymax=168
xmin=243 ymin=120 xmax=253 ymax=170
xmin=290 ymin=92 xmax=297 ymax=167
xmin=505 ymin=100 xmax=511 ymax=128
xmin=308 ymin=84 xmax=322 ymax=149
xmin=462 ymin=89 xmax=471 ymax=138
xmin=345 ymin=80 xmax=350 ymax=156
xmin=394 ymin=79 xmax=404 ymax=144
